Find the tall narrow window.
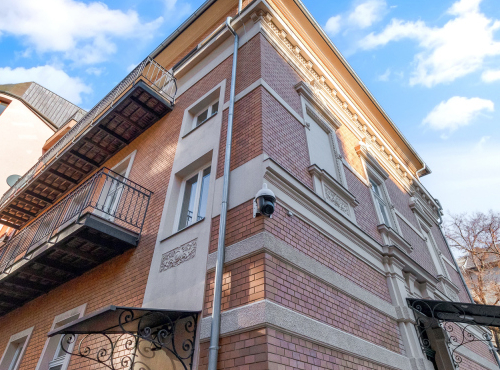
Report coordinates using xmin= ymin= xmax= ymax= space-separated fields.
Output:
xmin=178 ymin=166 xmax=211 ymax=230
xmin=370 ymin=178 xmax=391 ymax=226
xmin=0 ymin=327 xmax=33 ymax=370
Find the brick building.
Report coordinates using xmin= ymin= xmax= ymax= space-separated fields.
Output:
xmin=0 ymin=1 xmax=498 ymax=370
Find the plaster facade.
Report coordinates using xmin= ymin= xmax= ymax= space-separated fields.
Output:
xmin=0 ymin=1 xmax=496 ymax=370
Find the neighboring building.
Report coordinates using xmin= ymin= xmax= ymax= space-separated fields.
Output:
xmin=0 ymin=1 xmax=497 ymax=370
xmin=0 ymin=82 xmax=85 ymax=196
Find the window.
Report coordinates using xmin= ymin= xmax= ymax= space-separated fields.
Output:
xmin=193 ymin=100 xmax=218 ymax=129
xmin=178 ymin=166 xmax=211 ymax=231
xmin=0 ymin=102 xmax=8 ymax=116
xmin=35 ymin=304 xmax=86 ymax=370
xmin=0 ymin=327 xmax=33 ymax=370
xmin=304 ymin=109 xmax=341 ymax=181
xmin=370 ymin=178 xmax=391 ymax=226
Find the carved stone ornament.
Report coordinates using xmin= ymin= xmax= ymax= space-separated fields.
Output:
xmin=324 ymin=186 xmax=350 ymax=216
xmin=160 ymin=239 xmax=197 ymax=273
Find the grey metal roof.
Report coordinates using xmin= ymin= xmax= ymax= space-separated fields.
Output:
xmin=21 ymin=83 xmax=86 ymax=128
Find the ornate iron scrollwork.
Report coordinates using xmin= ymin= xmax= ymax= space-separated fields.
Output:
xmin=59 ymin=309 xmax=198 ymax=370
xmin=409 ymin=299 xmax=497 ymax=368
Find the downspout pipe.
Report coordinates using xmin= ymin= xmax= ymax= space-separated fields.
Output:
xmin=207 ymin=16 xmax=239 ymax=370
xmin=435 ymin=198 xmax=500 ymax=367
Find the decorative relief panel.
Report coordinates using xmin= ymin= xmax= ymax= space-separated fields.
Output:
xmin=324 ymin=186 xmax=350 ymax=216
xmin=160 ymin=239 xmax=197 ymax=273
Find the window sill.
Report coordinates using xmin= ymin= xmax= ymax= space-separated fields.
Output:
xmin=160 ymin=217 xmax=205 ymax=243
xmin=377 ymin=223 xmax=412 ymax=254
xmin=182 ymin=113 xmax=218 ymax=139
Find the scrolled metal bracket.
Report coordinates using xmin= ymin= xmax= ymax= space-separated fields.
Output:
xmin=409 ymin=299 xmax=497 ymax=368
xmin=59 ymin=309 xmax=198 ymax=370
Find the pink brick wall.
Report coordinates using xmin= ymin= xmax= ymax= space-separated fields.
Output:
xmin=265 ymin=254 xmax=405 ymax=354
xmin=263 ymin=204 xmax=391 ymax=302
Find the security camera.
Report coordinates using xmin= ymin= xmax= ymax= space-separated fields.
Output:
xmin=254 ymin=184 xmax=276 ymax=217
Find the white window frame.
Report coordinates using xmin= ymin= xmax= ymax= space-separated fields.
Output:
xmin=174 ymin=163 xmax=211 ymax=232
xmin=192 ymin=99 xmax=219 ymax=129
xmin=95 ymin=150 xmax=136 ymax=222
xmin=418 ymin=219 xmax=449 ymax=279
xmin=35 ymin=304 xmax=86 ymax=370
xmin=0 ymin=327 xmax=34 ymax=370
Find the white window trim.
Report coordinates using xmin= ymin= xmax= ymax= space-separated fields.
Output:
xmin=173 ymin=163 xmax=211 ymax=233
xmin=192 ymin=99 xmax=219 ymax=129
xmin=35 ymin=304 xmax=86 ymax=370
xmin=417 ymin=217 xmax=449 ymax=280
xmin=0 ymin=326 xmax=34 ymax=370
xmin=181 ymin=83 xmax=223 ymax=137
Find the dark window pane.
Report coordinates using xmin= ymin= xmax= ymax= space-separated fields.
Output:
xmin=211 ymin=101 xmax=219 ymax=115
xmin=197 ymin=167 xmax=211 ymax=221
xmin=179 ymin=174 xmax=198 ymax=230
xmin=196 ymin=109 xmax=208 ymax=126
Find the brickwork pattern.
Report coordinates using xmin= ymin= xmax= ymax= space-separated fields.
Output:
xmin=204 ymin=253 xmax=266 ymax=316
xmin=260 ymin=35 xmax=303 ymax=116
xmin=344 ymin=167 xmax=384 ymax=244
xmin=445 ymin=323 xmax=497 ymax=364
xmin=446 ymin=263 xmax=471 ymax=302
xmin=209 ymin=200 xmax=265 ymax=254
xmin=263 ymin=204 xmax=391 ymax=301
xmin=336 ymin=126 xmax=364 ymax=175
xmin=458 ymin=355 xmax=495 ymax=370
xmin=267 ymin=328 xmax=396 ymax=370
xmin=265 ymin=254 xmax=405 ymax=354
xmin=0 ymin=34 xmax=250 ymax=369
xmin=198 ymin=328 xmax=268 ymax=370
xmin=204 ymin=251 xmax=402 ymax=353
xmin=262 ymin=88 xmax=313 ymax=189
xmin=384 ymin=176 xmax=419 ymax=229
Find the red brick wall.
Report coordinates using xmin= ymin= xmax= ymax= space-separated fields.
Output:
xmin=263 ymin=204 xmax=391 ymax=301
xmin=265 ymin=254 xmax=404 ymax=354
xmin=203 ymin=251 xmax=402 ymax=353
xmin=267 ymin=328 xmax=395 ymax=370
xmin=445 ymin=323 xmax=497 ymax=364
xmin=260 ymin=35 xmax=303 ymax=115
xmin=0 ymin=33 xmax=251 ymax=369
xmin=459 ymin=355 xmax=496 ymax=370
xmin=198 ymin=328 xmax=268 ymax=370
xmin=344 ymin=167 xmax=384 ymax=244
xmin=262 ymin=88 xmax=313 ymax=189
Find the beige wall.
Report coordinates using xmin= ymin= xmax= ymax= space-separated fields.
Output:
xmin=0 ymin=94 xmax=55 ymax=196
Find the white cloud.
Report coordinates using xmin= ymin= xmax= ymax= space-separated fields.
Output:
xmin=377 ymin=68 xmax=391 ymax=81
xmin=420 ymin=138 xmax=500 ymax=214
xmin=481 ymin=69 xmax=500 ymax=83
xmin=85 ymin=67 xmax=104 ymax=76
xmin=359 ymin=0 xmax=500 ymax=87
xmin=0 ymin=65 xmax=91 ymax=104
xmin=324 ymin=0 xmax=387 ymax=36
xmin=348 ymin=0 xmax=387 ymax=29
xmin=0 ymin=0 xmax=163 ymax=64
xmin=422 ymin=96 xmax=494 ymax=131
xmin=325 ymin=15 xmax=342 ymax=36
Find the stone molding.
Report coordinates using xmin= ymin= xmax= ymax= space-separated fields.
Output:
xmin=206 ymin=231 xmax=398 ymax=319
xmin=294 ymin=81 xmax=341 ymax=130
xmin=200 ymin=300 xmax=411 ymax=370
xmin=378 ymin=224 xmax=413 ymax=254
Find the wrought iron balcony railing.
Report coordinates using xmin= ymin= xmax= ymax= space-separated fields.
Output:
xmin=0 ymin=168 xmax=152 ymax=274
xmin=0 ymin=57 xmax=174 ymax=213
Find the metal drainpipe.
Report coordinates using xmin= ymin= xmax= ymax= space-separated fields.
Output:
xmin=207 ymin=15 xmax=239 ymax=370
xmin=435 ymin=198 xmax=500 ymax=368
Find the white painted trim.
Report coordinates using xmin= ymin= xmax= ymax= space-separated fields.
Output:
xmin=221 ymin=77 xmax=304 ymax=124
xmin=200 ymin=300 xmax=410 ymax=370
xmin=206 ymin=231 xmax=398 ymax=319
xmin=35 ymin=304 xmax=87 ymax=370
xmin=0 ymin=326 xmax=34 ymax=370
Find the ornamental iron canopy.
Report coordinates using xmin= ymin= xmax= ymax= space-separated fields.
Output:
xmin=48 ymin=306 xmax=199 ymax=370
xmin=407 ymin=298 xmax=500 ymax=368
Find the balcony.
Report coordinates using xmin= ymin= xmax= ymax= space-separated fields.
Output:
xmin=0 ymin=57 xmax=175 ymax=230
xmin=0 ymin=168 xmax=152 ymax=316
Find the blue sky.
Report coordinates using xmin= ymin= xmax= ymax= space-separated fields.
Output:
xmin=0 ymin=0 xmax=499 ymax=215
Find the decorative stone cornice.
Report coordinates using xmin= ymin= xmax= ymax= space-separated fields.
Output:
xmin=251 ymin=9 xmax=421 ymax=192
xmin=378 ymin=224 xmax=413 ymax=254
xmin=409 ymin=196 xmax=436 ymax=227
